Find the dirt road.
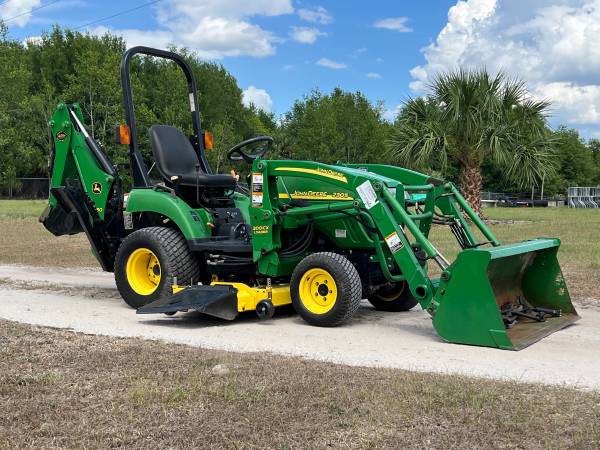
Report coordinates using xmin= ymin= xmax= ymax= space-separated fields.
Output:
xmin=1 ymin=264 xmax=599 ymax=390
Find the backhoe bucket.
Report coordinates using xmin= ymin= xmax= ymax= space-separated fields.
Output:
xmin=431 ymin=239 xmax=579 ymax=350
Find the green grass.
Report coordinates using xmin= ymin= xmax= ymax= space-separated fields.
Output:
xmin=0 ymin=199 xmax=97 ymax=267
xmin=432 ymin=206 xmax=600 ymax=262
xmin=489 ymin=208 xmax=600 ymax=273
xmin=0 ymin=199 xmax=47 ymax=218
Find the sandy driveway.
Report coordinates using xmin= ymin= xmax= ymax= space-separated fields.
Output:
xmin=1 ymin=264 xmax=599 ymax=390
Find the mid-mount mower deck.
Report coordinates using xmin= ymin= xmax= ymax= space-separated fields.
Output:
xmin=40 ymin=46 xmax=578 ymax=350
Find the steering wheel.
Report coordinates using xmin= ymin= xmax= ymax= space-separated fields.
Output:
xmin=227 ymin=136 xmax=273 ymax=163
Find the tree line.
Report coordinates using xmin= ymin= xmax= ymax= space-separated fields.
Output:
xmin=1 ymin=26 xmax=599 ymax=202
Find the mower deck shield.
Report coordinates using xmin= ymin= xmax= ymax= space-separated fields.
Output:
xmin=137 ymin=284 xmax=238 ymax=320
xmin=431 ymin=238 xmax=579 ymax=350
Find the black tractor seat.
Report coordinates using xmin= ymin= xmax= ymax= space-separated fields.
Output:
xmin=150 ymin=124 xmax=235 ymax=189
xmin=149 ymin=125 xmax=235 ymax=206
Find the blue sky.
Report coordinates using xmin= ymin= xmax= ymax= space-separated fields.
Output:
xmin=4 ymin=1 xmax=600 ymax=137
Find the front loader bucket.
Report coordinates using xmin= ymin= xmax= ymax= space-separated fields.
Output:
xmin=431 ymin=239 xmax=579 ymax=350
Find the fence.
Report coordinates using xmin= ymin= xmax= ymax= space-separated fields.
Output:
xmin=568 ymin=187 xmax=600 ymax=208
xmin=480 ymin=191 xmax=506 ymax=201
xmin=1 ymin=178 xmax=49 ymax=199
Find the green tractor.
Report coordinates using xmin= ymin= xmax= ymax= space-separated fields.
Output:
xmin=41 ymin=46 xmax=578 ymax=350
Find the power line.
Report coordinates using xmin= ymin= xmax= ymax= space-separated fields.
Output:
xmin=3 ymin=0 xmax=62 ymax=23
xmin=74 ymin=0 xmax=164 ymax=31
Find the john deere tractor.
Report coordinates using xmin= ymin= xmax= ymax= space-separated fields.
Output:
xmin=41 ymin=46 xmax=578 ymax=350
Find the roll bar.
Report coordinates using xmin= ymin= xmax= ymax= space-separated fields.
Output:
xmin=120 ymin=46 xmax=211 ymax=187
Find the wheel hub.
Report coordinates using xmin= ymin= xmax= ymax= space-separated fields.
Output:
xmin=317 ymin=283 xmax=330 ymax=296
xmin=126 ymin=248 xmax=161 ymax=295
xmin=299 ymin=268 xmax=338 ymax=314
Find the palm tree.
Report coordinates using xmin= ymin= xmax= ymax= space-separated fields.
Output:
xmin=389 ymin=69 xmax=556 ymax=216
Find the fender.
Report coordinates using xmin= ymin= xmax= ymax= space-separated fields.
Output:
xmin=126 ymin=188 xmax=211 ymax=240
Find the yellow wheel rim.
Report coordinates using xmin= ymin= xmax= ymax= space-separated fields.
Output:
xmin=126 ymin=248 xmax=161 ymax=295
xmin=299 ymin=268 xmax=337 ymax=314
xmin=377 ymin=282 xmax=406 ymax=302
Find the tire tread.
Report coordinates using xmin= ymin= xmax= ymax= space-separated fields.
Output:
xmin=114 ymin=226 xmax=200 ymax=308
xmin=291 ymin=252 xmax=362 ymax=327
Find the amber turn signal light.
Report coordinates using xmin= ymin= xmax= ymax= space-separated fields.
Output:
xmin=203 ymin=131 xmax=214 ymax=150
xmin=116 ymin=124 xmax=131 ymax=145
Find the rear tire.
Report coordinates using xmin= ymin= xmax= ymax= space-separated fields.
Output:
xmin=290 ymin=252 xmax=362 ymax=327
xmin=114 ymin=227 xmax=200 ymax=309
xmin=367 ymin=281 xmax=418 ymax=312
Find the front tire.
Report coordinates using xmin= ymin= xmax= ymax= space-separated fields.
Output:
xmin=290 ymin=252 xmax=362 ymax=327
xmin=367 ymin=281 xmax=418 ymax=312
xmin=114 ymin=227 xmax=200 ymax=309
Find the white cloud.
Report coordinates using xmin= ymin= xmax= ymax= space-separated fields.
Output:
xmin=242 ymin=86 xmax=273 ymax=112
xmin=535 ymin=82 xmax=600 ymax=124
xmin=1 ymin=0 xmax=41 ymax=27
xmin=316 ymin=57 xmax=347 ymax=69
xmin=22 ymin=35 xmax=42 ymax=46
xmin=383 ymin=104 xmax=402 ymax=122
xmin=157 ymin=0 xmax=293 ymax=21
xmin=92 ymin=26 xmax=175 ymax=52
xmin=410 ymin=0 xmax=600 ymax=131
xmin=22 ymin=1 xmax=87 ymax=26
xmin=366 ymin=72 xmax=381 ymax=79
xmin=282 ymin=64 xmax=294 ymax=71
xmin=297 ymin=6 xmax=332 ymax=24
xmin=89 ymin=0 xmax=294 ymax=59
xmin=289 ymin=26 xmax=326 ymax=44
xmin=374 ymin=17 xmax=413 ymax=32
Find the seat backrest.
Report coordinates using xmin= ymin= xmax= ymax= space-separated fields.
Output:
xmin=149 ymin=125 xmax=199 ymax=179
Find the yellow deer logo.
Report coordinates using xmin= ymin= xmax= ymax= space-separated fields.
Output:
xmin=92 ymin=182 xmax=102 ymax=195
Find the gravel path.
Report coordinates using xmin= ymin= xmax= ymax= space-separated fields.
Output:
xmin=1 ymin=264 xmax=599 ymax=390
